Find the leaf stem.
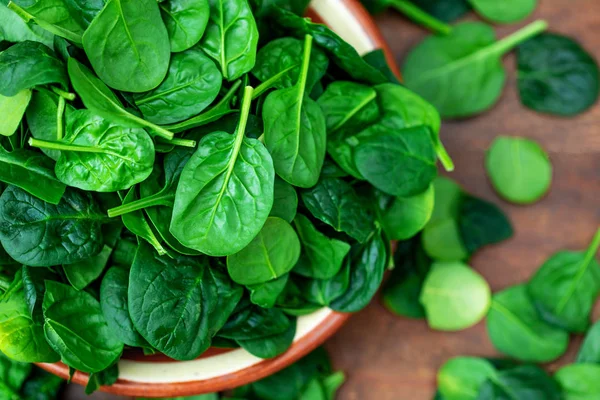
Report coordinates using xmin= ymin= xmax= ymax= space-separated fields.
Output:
xmin=583 ymin=227 xmax=600 ymax=268
xmin=56 ymin=96 xmax=65 ymax=140
xmin=253 ymin=64 xmax=298 ymax=99
xmin=131 ymin=115 xmax=174 ymax=141
xmin=434 ymin=138 xmax=454 ymax=171
xmin=236 ymin=86 xmax=254 ymax=139
xmin=51 ymin=87 xmax=76 ymax=101
xmin=387 ymin=0 xmax=452 ymax=35
xmin=108 ymin=192 xmax=174 ymax=218
xmin=298 ymin=35 xmax=313 ymax=91
xmin=29 ymin=137 xmax=103 ymax=153
xmin=490 ymin=20 xmax=548 ymax=56
xmin=7 ymin=2 xmax=31 ymax=21
xmin=0 ymin=275 xmax=11 ymax=292
xmin=155 ymin=137 xmax=196 ymax=148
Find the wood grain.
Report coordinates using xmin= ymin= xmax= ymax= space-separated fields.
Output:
xmin=326 ymin=0 xmax=600 ymax=399
xmin=64 ymin=1 xmax=600 ymax=399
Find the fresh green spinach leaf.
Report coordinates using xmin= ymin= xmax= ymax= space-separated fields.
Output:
xmin=160 ymin=0 xmax=209 ymax=52
xmin=468 ymin=0 xmax=536 ymax=23
xmin=0 ymin=90 xmax=31 ymax=137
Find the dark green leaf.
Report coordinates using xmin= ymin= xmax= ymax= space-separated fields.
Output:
xmin=477 ymin=365 xmax=560 ymax=400
xmin=458 ymin=195 xmax=512 ymax=254
xmin=159 ymin=0 xmax=209 ymax=53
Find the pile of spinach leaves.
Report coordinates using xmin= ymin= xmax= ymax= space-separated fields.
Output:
xmin=0 ymin=0 xmax=453 ymax=393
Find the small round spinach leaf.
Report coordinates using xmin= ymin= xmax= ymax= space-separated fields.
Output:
xmin=420 ymin=261 xmax=491 ymax=331
xmin=82 ymin=0 xmax=171 ymax=92
xmin=379 ymin=184 xmax=434 ymax=241
xmin=555 ymin=364 xmax=600 ymax=400
xmin=43 ymin=281 xmax=124 ymax=373
xmin=517 ymin=33 xmax=599 ymax=116
xmin=437 ymin=357 xmax=497 ymax=400
xmin=486 ymin=284 xmax=569 ymax=362
xmin=485 ymin=136 xmax=552 ymax=204
xmin=159 ymin=0 xmax=209 ymax=53
xmin=0 ymin=186 xmax=105 ymax=267
xmin=227 ymin=217 xmax=301 ymax=285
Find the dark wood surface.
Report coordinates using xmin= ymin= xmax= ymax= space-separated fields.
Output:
xmin=65 ymin=1 xmax=600 ymax=398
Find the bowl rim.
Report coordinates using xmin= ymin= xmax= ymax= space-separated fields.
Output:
xmin=36 ymin=0 xmax=399 ymax=396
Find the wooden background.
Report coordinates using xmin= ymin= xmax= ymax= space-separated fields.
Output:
xmin=65 ymin=0 xmax=600 ymax=398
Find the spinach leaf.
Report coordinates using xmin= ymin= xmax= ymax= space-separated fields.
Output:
xmin=100 ymin=266 xmax=150 ymax=348
xmin=301 ymin=178 xmax=375 ymax=243
xmin=0 ymin=3 xmax=54 ymax=47
xmin=133 ymin=48 xmax=222 ymax=125
xmin=297 ymin=260 xmax=350 ymax=307
xmin=486 ymin=285 xmax=569 ymax=362
xmin=0 ymin=89 xmax=31 ymax=137
xmin=64 ymin=0 xmax=105 ymax=27
xmin=420 ymin=261 xmax=491 ymax=331
xmin=0 ymin=41 xmax=68 ymax=96
xmin=270 ymin=177 xmax=298 ymax=223
xmin=555 ymin=364 xmax=600 ymax=400
xmin=410 ymin=0 xmax=470 ymax=22
xmin=382 ymin=236 xmax=431 ymax=318
xmin=21 ymin=266 xmax=56 ymax=324
xmin=268 ymin=7 xmax=387 ymax=84
xmin=159 ymin=0 xmax=209 ymax=53
xmin=120 ymin=188 xmax=168 ymax=256
xmin=29 ymin=109 xmax=155 ymax=192
xmin=218 ymin=302 xmax=290 ymax=340
xmin=361 ymin=0 xmax=452 ymax=35
xmin=43 ymin=280 xmax=124 ymax=373
xmin=0 ymin=186 xmax=105 ymax=267
xmin=0 ymin=352 xmax=31 ymax=397
xmin=330 ymin=231 xmax=387 ymax=312
xmin=354 ymin=126 xmax=437 ymax=197
xmin=25 ymin=88 xmax=75 ymax=161
xmin=378 ymin=185 xmax=434 ymax=240
xmin=517 ymin=33 xmax=599 ymax=116
xmin=85 ymin=363 xmax=119 ymax=395
xmin=0 ymin=270 xmax=59 ymax=363
xmin=293 ymin=214 xmax=350 ymax=279
xmin=6 ymin=0 xmax=85 ymax=43
xmin=403 ymin=21 xmax=548 ymax=118
xmin=0 ymin=147 xmax=66 ymax=204
xmin=170 ymin=86 xmax=275 ymax=256
xmin=67 ymin=58 xmax=175 ymax=140
xmin=437 ymin=357 xmax=497 ymax=400
xmin=485 ymin=136 xmax=552 ymax=204
xmin=423 ymin=217 xmax=468 ymax=262
xmin=82 ymin=0 xmax=170 ymax=92
xmin=362 ymin=49 xmax=400 ymax=84
xmin=237 ymin=317 xmax=296 ymax=358
xmin=576 ymin=320 xmax=600 ymax=364
xmin=253 ymin=37 xmax=328 ymax=92
xmin=248 ymin=273 xmax=289 ymax=308
xmin=128 ymin=242 xmax=217 ymax=360
xmin=317 ymin=81 xmax=378 ymax=135
xmin=227 ymin=217 xmax=301 ymax=285
xmin=468 ymin=0 xmax=536 ymax=23
xmin=200 ymin=0 xmax=258 ymax=80
xmin=477 ymin=365 xmax=560 ymax=400
xmin=457 ymin=195 xmax=513 ymax=254
xmin=205 ymin=265 xmax=244 ymax=337
xmin=527 ymin=228 xmax=600 ymax=333
xmin=63 ymin=245 xmax=112 ymax=290
xmin=263 ymin=35 xmax=327 ymax=188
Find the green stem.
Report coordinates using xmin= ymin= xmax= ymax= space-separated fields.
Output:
xmin=164 ymin=80 xmax=242 ymax=133
xmin=155 ymin=137 xmax=196 ymax=148
xmin=0 ymin=276 xmax=11 ymax=292
xmin=253 ymin=64 xmax=298 ymax=99
xmin=299 ymin=35 xmax=313 ymax=90
xmin=490 ymin=20 xmax=548 ymax=56
xmin=29 ymin=137 xmax=103 ymax=153
xmin=56 ymin=96 xmax=65 ymax=140
xmin=583 ymin=228 xmax=600 ymax=268
xmin=236 ymin=86 xmax=254 ymax=138
xmin=7 ymin=2 xmax=32 ymax=21
xmin=132 ymin=115 xmax=174 ymax=141
xmin=434 ymin=139 xmax=454 ymax=171
xmin=388 ymin=0 xmax=452 ymax=35
xmin=51 ymin=87 xmax=76 ymax=101
xmin=107 ymin=192 xmax=174 ymax=218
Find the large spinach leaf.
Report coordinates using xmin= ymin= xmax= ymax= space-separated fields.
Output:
xmin=200 ymin=0 xmax=258 ymax=80
xmin=43 ymin=280 xmax=124 ymax=373
xmin=0 ymin=186 xmax=105 ymax=266
xmin=0 ymin=147 xmax=66 ymax=204
xmin=160 ymin=0 xmax=209 ymax=52
xmin=527 ymin=228 xmax=600 ymax=333
xmin=29 ymin=109 xmax=155 ymax=192
xmin=227 ymin=217 xmax=301 ymax=285
xmin=82 ymin=0 xmax=171 ymax=92
xmin=133 ymin=48 xmax=222 ymax=125
xmin=67 ymin=58 xmax=175 ymax=140
xmin=517 ymin=33 xmax=599 ymax=116
xmin=403 ymin=21 xmax=547 ymax=118
xmin=129 ymin=243 xmax=218 ymax=360
xmin=170 ymin=86 xmax=274 ymax=256
xmin=0 ymin=41 xmax=68 ymax=96
xmin=263 ymin=35 xmax=327 ymax=188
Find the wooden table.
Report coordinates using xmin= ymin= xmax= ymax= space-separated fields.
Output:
xmin=65 ymin=1 xmax=600 ymax=398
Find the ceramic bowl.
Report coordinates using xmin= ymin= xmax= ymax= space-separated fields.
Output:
xmin=37 ymin=1 xmax=397 ymax=396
